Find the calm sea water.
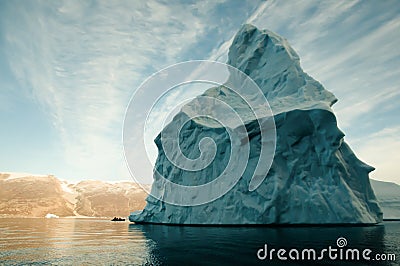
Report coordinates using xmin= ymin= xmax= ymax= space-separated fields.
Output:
xmin=0 ymin=218 xmax=399 ymax=265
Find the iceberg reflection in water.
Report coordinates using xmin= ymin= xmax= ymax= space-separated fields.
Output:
xmin=129 ymin=223 xmax=400 ymax=265
xmin=0 ymin=219 xmax=398 ymax=265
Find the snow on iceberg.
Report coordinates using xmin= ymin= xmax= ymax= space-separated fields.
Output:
xmin=129 ymin=24 xmax=382 ymax=225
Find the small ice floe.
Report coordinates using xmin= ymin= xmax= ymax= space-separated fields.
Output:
xmin=45 ymin=213 xmax=59 ymax=219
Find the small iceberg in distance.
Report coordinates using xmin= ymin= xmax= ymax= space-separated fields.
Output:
xmin=45 ymin=213 xmax=59 ymax=219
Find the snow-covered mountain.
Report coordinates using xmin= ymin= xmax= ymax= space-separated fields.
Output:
xmin=0 ymin=173 xmax=147 ymax=218
xmin=1 ymin=172 xmax=396 ymax=219
xmin=370 ymin=179 xmax=400 ymax=219
xmin=130 ymin=24 xmax=382 ymax=224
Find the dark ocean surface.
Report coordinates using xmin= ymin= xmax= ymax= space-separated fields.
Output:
xmin=0 ymin=218 xmax=399 ymax=265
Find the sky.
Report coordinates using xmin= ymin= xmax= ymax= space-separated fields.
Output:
xmin=0 ymin=0 xmax=399 ymax=184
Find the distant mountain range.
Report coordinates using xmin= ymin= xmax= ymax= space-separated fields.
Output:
xmin=370 ymin=179 xmax=400 ymax=219
xmin=0 ymin=173 xmax=398 ymax=219
xmin=0 ymin=173 xmax=148 ymax=218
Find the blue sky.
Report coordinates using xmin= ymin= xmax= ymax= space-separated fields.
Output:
xmin=0 ymin=0 xmax=399 ymax=184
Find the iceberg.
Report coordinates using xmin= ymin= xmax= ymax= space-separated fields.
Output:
xmin=45 ymin=213 xmax=59 ymax=219
xmin=129 ymin=24 xmax=382 ymax=224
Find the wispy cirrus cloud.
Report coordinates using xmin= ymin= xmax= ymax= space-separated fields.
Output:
xmin=212 ymin=0 xmax=400 ymax=120
xmin=1 ymin=0 xmax=399 ymax=184
xmin=1 ymin=0 xmax=262 ymax=181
